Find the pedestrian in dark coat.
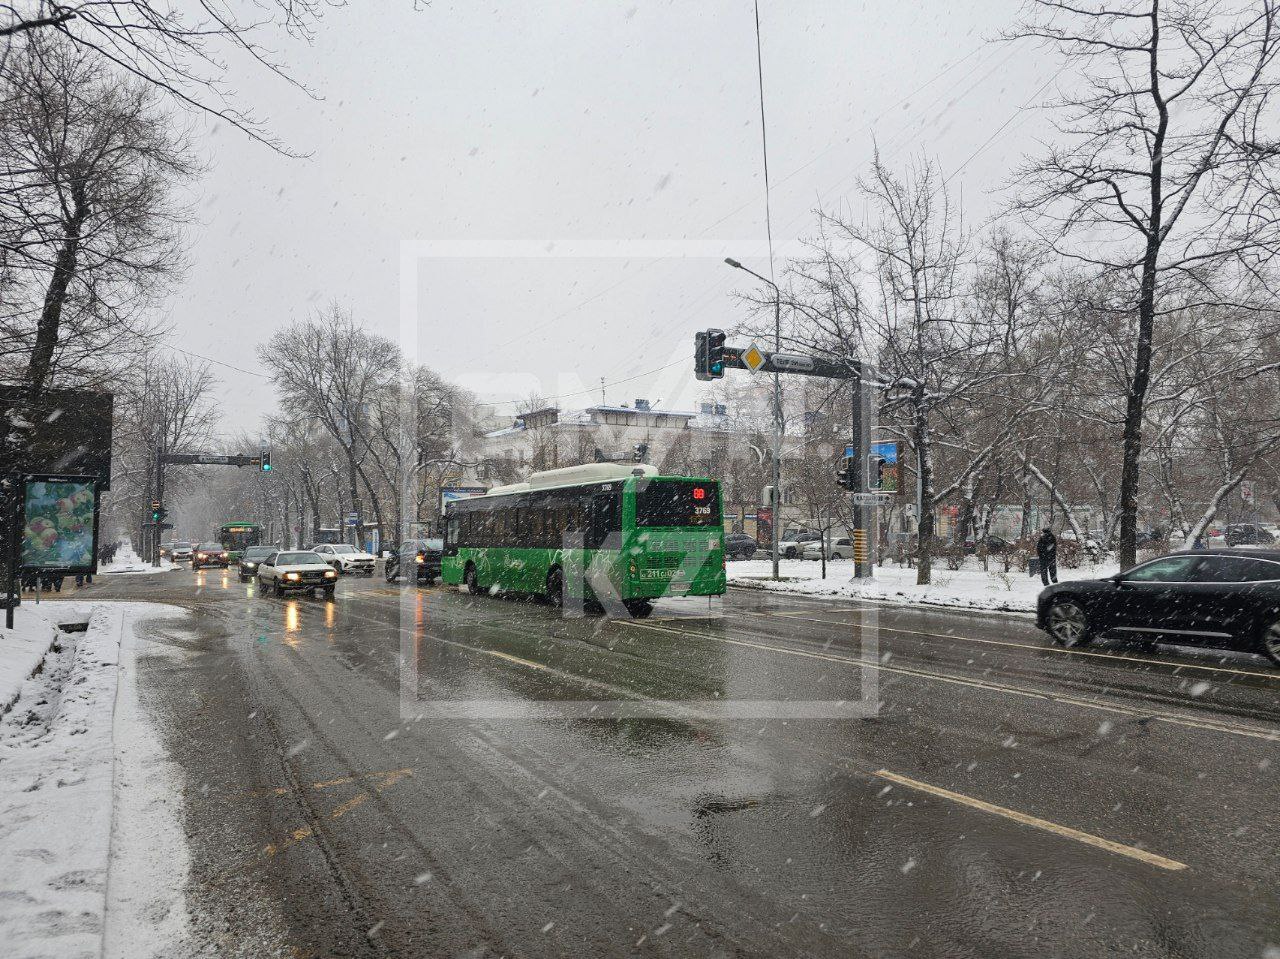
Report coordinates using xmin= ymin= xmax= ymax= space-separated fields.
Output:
xmin=1036 ymin=528 xmax=1059 ymax=586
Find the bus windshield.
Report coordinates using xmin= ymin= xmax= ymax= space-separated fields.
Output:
xmin=635 ymin=479 xmax=720 ymax=527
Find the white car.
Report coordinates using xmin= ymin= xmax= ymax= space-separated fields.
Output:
xmin=168 ymin=541 xmax=193 ymax=562
xmin=802 ymin=536 xmax=856 ymax=561
xmin=777 ymin=531 xmax=823 ymax=559
xmin=310 ymin=543 xmax=377 ymax=576
xmin=256 ymin=550 xmax=338 ymax=598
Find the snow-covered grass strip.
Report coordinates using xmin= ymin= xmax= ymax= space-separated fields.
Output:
xmin=0 ymin=602 xmax=191 ymax=959
xmin=726 ymin=557 xmax=1121 ymax=615
xmin=0 ymin=606 xmax=60 ymax=718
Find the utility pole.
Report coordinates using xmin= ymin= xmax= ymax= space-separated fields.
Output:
xmin=847 ymin=365 xmax=879 ymax=579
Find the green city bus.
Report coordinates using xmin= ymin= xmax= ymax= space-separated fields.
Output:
xmin=441 ymin=463 xmax=726 ymax=616
xmin=218 ymin=522 xmax=262 ymax=561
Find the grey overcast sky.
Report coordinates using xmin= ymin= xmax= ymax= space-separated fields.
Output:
xmin=172 ymin=0 xmax=1055 ymax=435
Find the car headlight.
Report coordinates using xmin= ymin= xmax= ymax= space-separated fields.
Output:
xmin=243 ymin=562 xmax=257 ymax=570
xmin=196 ymin=552 xmax=206 ymax=558
xmin=324 ymin=569 xmax=337 ymax=578
xmin=285 ymin=572 xmax=300 ymax=581
xmin=415 ymin=554 xmax=425 ymax=564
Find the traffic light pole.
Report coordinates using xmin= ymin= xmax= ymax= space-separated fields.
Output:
xmin=850 ymin=366 xmax=876 ymax=579
xmin=153 ymin=445 xmax=165 ymax=566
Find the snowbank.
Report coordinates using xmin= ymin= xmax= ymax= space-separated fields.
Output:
xmin=98 ymin=542 xmax=177 ymax=575
xmin=0 ymin=602 xmax=191 ymax=959
xmin=727 ymin=557 xmax=1120 ymax=614
xmin=0 ymin=605 xmax=60 ymax=717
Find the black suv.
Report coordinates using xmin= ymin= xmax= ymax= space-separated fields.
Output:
xmin=385 ymin=538 xmax=444 ymax=584
xmin=1037 ymin=549 xmax=1280 ymax=664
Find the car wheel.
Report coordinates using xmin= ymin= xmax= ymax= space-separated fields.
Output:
xmin=1260 ymin=617 xmax=1280 ymax=666
xmin=546 ymin=567 xmax=564 ymax=608
xmin=623 ymin=598 xmax=653 ymax=618
xmin=274 ymin=581 xmax=284 ymax=597
xmin=464 ymin=563 xmax=480 ymax=595
xmin=385 ymin=562 xmax=398 ymax=583
xmin=323 ymin=586 xmax=336 ymax=600
xmin=1047 ymin=598 xmax=1092 ymax=648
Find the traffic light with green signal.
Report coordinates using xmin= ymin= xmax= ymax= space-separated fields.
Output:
xmin=260 ymin=448 xmax=272 ymax=472
xmin=694 ymin=329 xmax=727 ymax=381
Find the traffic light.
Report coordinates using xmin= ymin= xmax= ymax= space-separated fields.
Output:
xmin=868 ymin=454 xmax=886 ymax=490
xmin=260 ymin=448 xmax=272 ymax=472
xmin=150 ymin=500 xmax=164 ymax=522
xmin=706 ymin=329 xmax=726 ymax=379
xmin=694 ymin=329 xmax=727 ymax=381
xmin=836 ymin=454 xmax=856 ymax=490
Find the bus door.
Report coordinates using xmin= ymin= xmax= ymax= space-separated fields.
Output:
xmin=589 ymin=491 xmax=620 ymax=551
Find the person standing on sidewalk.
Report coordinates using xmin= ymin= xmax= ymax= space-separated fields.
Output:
xmin=1036 ymin=528 xmax=1059 ymax=586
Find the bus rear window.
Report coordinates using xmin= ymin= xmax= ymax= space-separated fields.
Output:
xmin=635 ymin=480 xmax=720 ymax=527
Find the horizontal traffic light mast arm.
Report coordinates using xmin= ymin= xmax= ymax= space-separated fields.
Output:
xmin=719 ymin=345 xmax=861 ymax=380
xmin=159 ymin=452 xmax=263 ymax=468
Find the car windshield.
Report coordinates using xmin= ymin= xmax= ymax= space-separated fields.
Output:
xmin=276 ymin=552 xmax=323 ymax=565
xmin=197 ymin=544 xmax=223 ymax=552
xmin=242 ymin=547 xmax=273 ymax=560
xmin=174 ymin=542 xmax=191 ymax=548
xmin=330 ymin=545 xmax=358 ymax=554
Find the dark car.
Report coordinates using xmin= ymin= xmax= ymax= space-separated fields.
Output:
xmin=963 ymin=534 xmax=1011 ymax=555
xmin=1037 ymin=549 xmax=1280 ymax=665
xmin=724 ymin=533 xmax=758 ymax=561
xmin=237 ymin=545 xmax=278 ymax=582
xmin=192 ymin=542 xmax=230 ymax=569
xmin=1225 ymin=523 xmax=1275 ymax=547
xmin=385 ymin=538 xmax=444 ymax=584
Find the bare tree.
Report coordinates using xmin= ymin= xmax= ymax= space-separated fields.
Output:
xmin=1010 ymin=0 xmax=1280 ymax=567
xmin=0 ymin=37 xmax=194 ymax=398
xmin=258 ymin=304 xmax=400 ymax=547
xmin=1 ymin=0 xmax=340 ymax=147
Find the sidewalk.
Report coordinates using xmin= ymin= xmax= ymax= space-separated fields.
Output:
xmin=0 ymin=602 xmax=191 ymax=959
xmin=726 ymin=557 xmax=1120 ymax=614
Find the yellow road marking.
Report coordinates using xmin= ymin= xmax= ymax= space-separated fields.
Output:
xmin=261 ymin=768 xmax=413 ymax=856
xmin=252 ymin=767 xmax=412 ymax=798
xmin=873 ymin=769 xmax=1188 ymax=872
xmin=616 ymin=620 xmax=1280 ymax=742
xmin=735 ymin=609 xmax=1280 ymax=681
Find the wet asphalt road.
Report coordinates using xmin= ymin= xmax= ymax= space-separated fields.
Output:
xmin=60 ymin=566 xmax=1280 ymax=958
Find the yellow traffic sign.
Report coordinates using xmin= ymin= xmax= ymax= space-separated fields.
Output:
xmin=742 ymin=343 xmax=767 ymax=373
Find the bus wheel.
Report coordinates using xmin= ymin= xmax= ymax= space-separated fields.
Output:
xmin=546 ymin=567 xmax=564 ymax=608
xmin=464 ymin=563 xmax=480 ymax=595
xmin=624 ymin=599 xmax=653 ymax=618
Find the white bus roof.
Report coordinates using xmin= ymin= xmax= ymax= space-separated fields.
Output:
xmin=481 ymin=462 xmax=658 ymax=498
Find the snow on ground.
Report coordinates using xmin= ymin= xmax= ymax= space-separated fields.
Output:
xmin=0 ymin=602 xmax=191 ymax=959
xmin=0 ymin=606 xmax=60 ymax=717
xmin=98 ymin=541 xmax=178 ymax=575
xmin=727 ymin=557 xmax=1120 ymax=614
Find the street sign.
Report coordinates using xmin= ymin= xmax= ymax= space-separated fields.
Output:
xmin=850 ymin=492 xmax=891 ymax=506
xmin=345 ymin=512 xmax=360 ymax=528
xmin=770 ymin=352 xmax=815 ymax=373
xmin=741 ymin=342 xmax=767 ymax=373
xmin=1241 ymin=480 xmax=1256 ymax=504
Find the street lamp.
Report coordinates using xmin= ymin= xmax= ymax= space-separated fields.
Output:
xmin=725 ymin=256 xmax=783 ymax=582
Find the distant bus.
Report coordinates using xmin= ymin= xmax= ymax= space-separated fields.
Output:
xmin=218 ymin=522 xmax=261 ymax=560
xmin=311 ymin=527 xmax=344 ymax=546
xmin=441 ymin=463 xmax=725 ymax=616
